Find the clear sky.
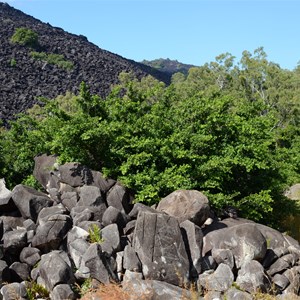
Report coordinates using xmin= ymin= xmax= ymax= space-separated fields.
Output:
xmin=3 ymin=0 xmax=300 ymax=70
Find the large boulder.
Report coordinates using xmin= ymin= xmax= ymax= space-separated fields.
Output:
xmin=133 ymin=211 xmax=190 ymax=286
xmin=32 ymin=214 xmax=72 ymax=252
xmin=37 ymin=203 xmax=68 ymax=226
xmin=203 ymin=223 xmax=267 ymax=269
xmin=90 ymin=170 xmax=116 ymax=193
xmin=50 ymin=284 xmax=77 ymax=300
xmin=102 ymin=206 xmax=128 ymax=229
xmin=12 ymin=185 xmax=53 ymax=221
xmin=180 ymin=220 xmax=203 ymax=277
xmin=106 ymin=183 xmax=133 ymax=214
xmin=236 ymin=260 xmax=271 ymax=293
xmin=82 ymin=243 xmax=112 ymax=284
xmin=9 ymin=262 xmax=30 ymax=282
xmin=272 ymin=273 xmax=290 ymax=291
xmin=68 ymin=238 xmax=90 ymax=269
xmin=67 ymin=226 xmax=89 ymax=245
xmin=77 ymin=185 xmax=103 ymax=207
xmin=19 ymin=247 xmax=41 ymax=267
xmin=198 ymin=263 xmax=234 ymax=292
xmin=123 ymin=245 xmax=142 ymax=272
xmin=39 ymin=251 xmax=75 ymax=291
xmin=58 ymin=163 xmax=94 ymax=187
xmin=77 ymin=186 xmax=107 ymax=221
xmin=3 ymin=229 xmax=27 ymax=259
xmin=156 ymin=190 xmax=210 ymax=227
xmin=0 ymin=282 xmax=27 ymax=300
xmin=0 ymin=216 xmax=24 ymax=232
xmin=100 ymin=223 xmax=121 ymax=256
xmin=71 ymin=206 xmax=94 ymax=226
xmin=211 ymin=248 xmax=235 ymax=270
xmin=61 ymin=191 xmax=78 ymax=211
xmin=255 ymin=223 xmax=300 ymax=250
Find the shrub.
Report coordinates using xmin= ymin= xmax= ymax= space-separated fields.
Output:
xmin=25 ymin=281 xmax=49 ymax=300
xmin=11 ymin=27 xmax=39 ymax=48
xmin=30 ymin=51 xmax=74 ymax=70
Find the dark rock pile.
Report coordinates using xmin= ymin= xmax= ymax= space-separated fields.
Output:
xmin=0 ymin=154 xmax=299 ymax=299
xmin=0 ymin=2 xmax=170 ymax=126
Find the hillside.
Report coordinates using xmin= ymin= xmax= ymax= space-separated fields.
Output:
xmin=141 ymin=58 xmax=195 ymax=75
xmin=0 ymin=2 xmax=171 ymax=126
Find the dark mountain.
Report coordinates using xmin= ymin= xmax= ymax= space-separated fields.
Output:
xmin=0 ymin=2 xmax=171 ymax=126
xmin=141 ymin=58 xmax=196 ymax=76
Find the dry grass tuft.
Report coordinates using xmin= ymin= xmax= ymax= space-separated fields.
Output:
xmin=81 ymin=282 xmax=129 ymax=300
xmin=80 ymin=281 xmax=153 ymax=300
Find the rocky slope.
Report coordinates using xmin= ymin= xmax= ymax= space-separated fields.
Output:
xmin=0 ymin=154 xmax=299 ymax=299
xmin=0 ymin=2 xmax=170 ymax=126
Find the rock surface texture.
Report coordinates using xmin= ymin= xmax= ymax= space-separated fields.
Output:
xmin=0 ymin=3 xmax=170 ymax=126
xmin=0 ymin=154 xmax=299 ymax=299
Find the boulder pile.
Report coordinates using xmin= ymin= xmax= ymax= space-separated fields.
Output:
xmin=0 ymin=154 xmax=299 ymax=299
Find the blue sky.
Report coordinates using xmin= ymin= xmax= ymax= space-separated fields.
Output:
xmin=4 ymin=0 xmax=300 ymax=70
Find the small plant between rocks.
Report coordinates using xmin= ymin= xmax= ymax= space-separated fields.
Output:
xmin=88 ymin=224 xmax=104 ymax=244
xmin=25 ymin=280 xmax=50 ymax=300
xmin=75 ymin=278 xmax=93 ymax=298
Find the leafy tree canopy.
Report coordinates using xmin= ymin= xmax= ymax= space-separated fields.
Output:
xmin=1 ymin=48 xmax=299 ymax=228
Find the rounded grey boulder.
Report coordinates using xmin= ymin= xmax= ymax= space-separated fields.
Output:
xmin=156 ymin=190 xmax=210 ymax=227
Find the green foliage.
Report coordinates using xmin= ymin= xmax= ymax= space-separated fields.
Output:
xmin=88 ymin=224 xmax=104 ymax=244
xmin=26 ymin=281 xmax=49 ymax=300
xmin=11 ymin=27 xmax=39 ymax=48
xmin=30 ymin=51 xmax=74 ymax=70
xmin=22 ymin=174 xmax=43 ymax=191
xmin=0 ymin=114 xmax=46 ymax=189
xmin=0 ymin=48 xmax=300 ymax=228
xmin=76 ymin=277 xmax=93 ymax=297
